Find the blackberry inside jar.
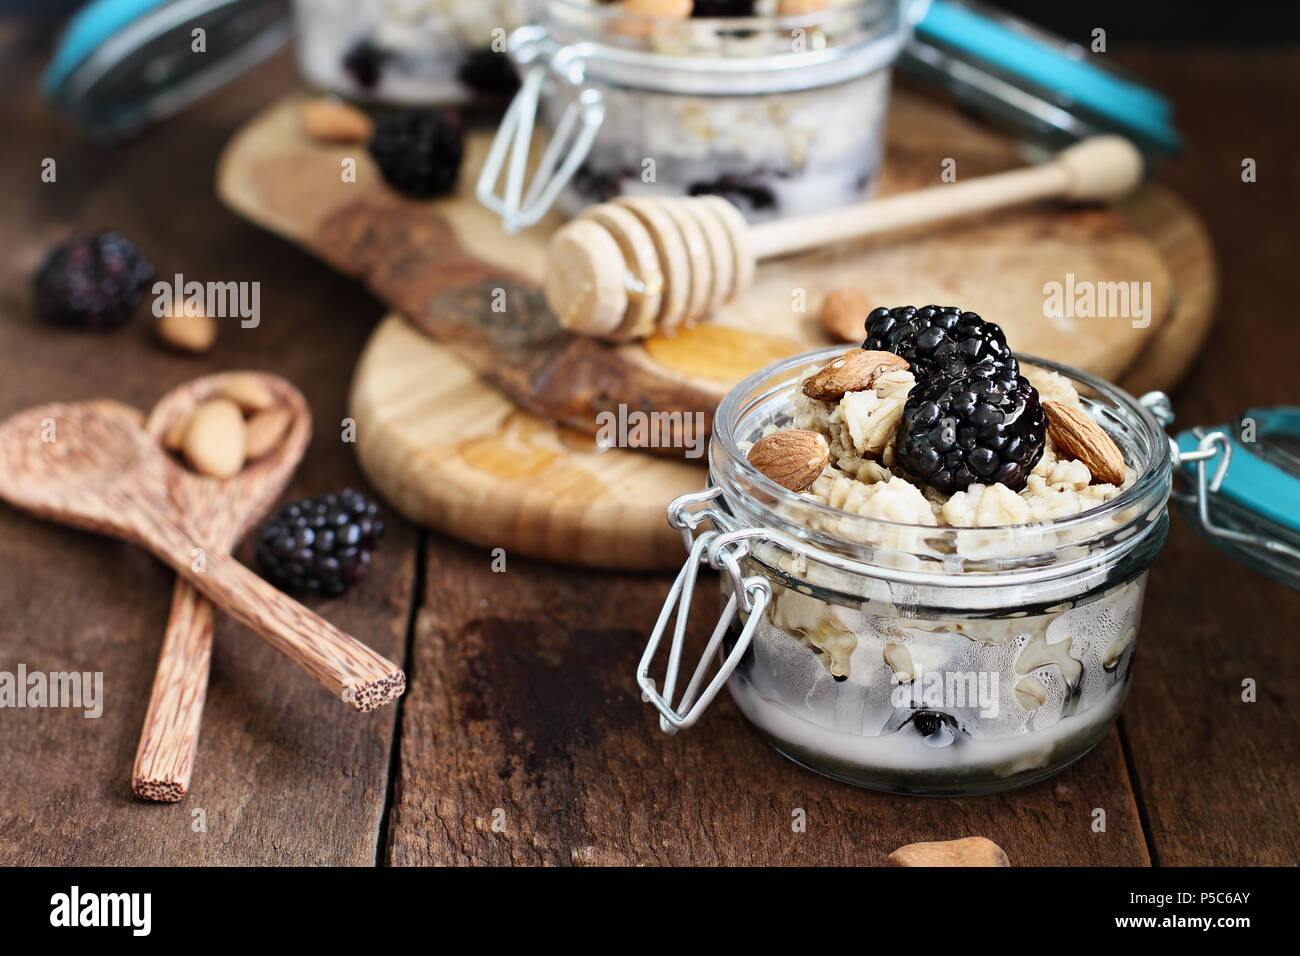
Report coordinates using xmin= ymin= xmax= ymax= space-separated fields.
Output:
xmin=641 ymin=347 xmax=1173 ymax=795
xmin=509 ymin=0 xmax=908 ymax=223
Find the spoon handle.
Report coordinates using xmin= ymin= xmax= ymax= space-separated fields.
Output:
xmin=176 ymin=550 xmax=405 ymax=711
xmin=132 ymin=579 xmax=214 ymax=801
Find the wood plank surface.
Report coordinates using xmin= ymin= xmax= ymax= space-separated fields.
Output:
xmin=1108 ymin=47 xmax=1300 ymax=867
xmin=0 ymin=27 xmax=413 ymax=865
xmin=0 ymin=17 xmax=1295 ymax=867
xmin=387 ymin=541 xmax=1150 ymax=866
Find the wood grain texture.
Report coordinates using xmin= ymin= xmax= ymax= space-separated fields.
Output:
xmin=386 ymin=540 xmax=1151 ymax=866
xmin=133 ymin=372 xmax=311 ymax=801
xmin=0 ymin=31 xmax=410 ymax=865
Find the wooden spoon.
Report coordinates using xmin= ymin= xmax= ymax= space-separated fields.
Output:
xmin=131 ymin=372 xmax=311 ymax=802
xmin=0 ymin=400 xmax=405 ymax=719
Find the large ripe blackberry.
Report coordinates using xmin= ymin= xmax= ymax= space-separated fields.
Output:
xmin=862 ymin=305 xmax=1015 ymax=380
xmin=32 ymin=231 xmax=154 ymax=330
xmin=255 ymin=490 xmax=384 ymax=596
xmin=368 ymin=108 xmax=464 ymax=198
xmin=896 ymin=363 xmax=1046 ymax=493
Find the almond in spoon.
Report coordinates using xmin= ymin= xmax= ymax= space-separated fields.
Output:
xmin=747 ymin=429 xmax=829 ymax=492
xmin=802 ymin=349 xmax=909 ymax=402
xmin=1042 ymin=401 xmax=1125 ymax=485
xmin=244 ymin=407 xmax=293 ymax=461
xmin=218 ymin=375 xmax=276 ymax=414
xmin=182 ymin=398 xmax=246 ymax=479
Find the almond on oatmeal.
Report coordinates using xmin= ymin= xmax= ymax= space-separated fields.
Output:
xmin=747 ymin=429 xmax=829 ymax=492
xmin=1042 ymin=401 xmax=1125 ymax=485
xmin=802 ymin=349 xmax=909 ymax=402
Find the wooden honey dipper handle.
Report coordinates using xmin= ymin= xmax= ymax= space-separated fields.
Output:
xmin=546 ymin=135 xmax=1143 ymax=341
xmin=748 ymin=135 xmax=1144 ymax=260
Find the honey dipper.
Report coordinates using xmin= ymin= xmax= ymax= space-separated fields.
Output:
xmin=545 ymin=135 xmax=1144 ymax=340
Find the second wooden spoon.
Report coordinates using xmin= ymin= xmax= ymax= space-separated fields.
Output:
xmin=132 ymin=372 xmax=312 ymax=802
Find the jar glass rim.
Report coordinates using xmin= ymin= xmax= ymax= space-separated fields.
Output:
xmin=711 ymin=346 xmax=1172 ymax=563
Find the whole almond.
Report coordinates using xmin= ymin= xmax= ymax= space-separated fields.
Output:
xmin=747 ymin=429 xmax=829 ymax=492
xmin=624 ymin=0 xmax=692 ymax=18
xmin=888 ymin=837 xmax=1009 ymax=867
xmin=818 ymin=287 xmax=872 ymax=343
xmin=779 ymin=0 xmax=831 ymax=15
xmin=802 ymin=349 xmax=909 ymax=402
xmin=156 ymin=307 xmax=217 ymax=354
xmin=244 ymin=407 xmax=293 ymax=461
xmin=1042 ymin=401 xmax=1125 ymax=485
xmin=182 ymin=398 xmax=246 ymax=478
xmin=301 ymin=97 xmax=374 ymax=144
xmin=162 ymin=410 xmax=194 ymax=452
xmin=219 ymin=375 xmax=276 ymax=414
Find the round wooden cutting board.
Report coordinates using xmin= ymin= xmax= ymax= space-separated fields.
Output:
xmin=221 ymin=92 xmax=1217 ymax=570
xmin=350 ymin=316 xmax=704 ymax=570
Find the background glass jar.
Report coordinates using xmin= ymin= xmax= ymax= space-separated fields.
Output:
xmin=480 ymin=0 xmax=911 ymax=231
xmin=293 ymin=0 xmax=536 ymax=104
xmin=640 ymin=348 xmax=1173 ymax=795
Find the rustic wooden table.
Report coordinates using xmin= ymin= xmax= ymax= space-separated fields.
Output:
xmin=1 ymin=23 xmax=1296 ymax=866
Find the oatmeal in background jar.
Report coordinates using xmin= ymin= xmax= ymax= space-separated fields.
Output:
xmin=294 ymin=0 xmax=538 ymax=105
xmin=480 ymin=0 xmax=911 ymax=230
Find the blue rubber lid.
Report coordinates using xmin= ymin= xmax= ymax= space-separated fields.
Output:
xmin=42 ymin=0 xmax=291 ymax=141
xmin=906 ymin=0 xmax=1181 ymax=155
xmin=1174 ymin=408 xmax=1300 ymax=590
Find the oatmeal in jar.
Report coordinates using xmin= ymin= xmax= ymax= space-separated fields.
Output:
xmin=640 ymin=305 xmax=1172 ymax=794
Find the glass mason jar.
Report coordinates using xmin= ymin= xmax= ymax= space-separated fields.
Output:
xmin=639 ymin=347 xmax=1173 ymax=795
xmin=293 ymin=0 xmax=536 ymax=104
xmin=478 ymin=0 xmax=912 ymax=232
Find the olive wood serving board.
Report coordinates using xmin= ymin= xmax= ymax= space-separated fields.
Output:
xmin=217 ymin=91 xmax=1216 ymax=569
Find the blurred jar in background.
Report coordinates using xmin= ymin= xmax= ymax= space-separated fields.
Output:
xmin=293 ymin=0 xmax=537 ymax=105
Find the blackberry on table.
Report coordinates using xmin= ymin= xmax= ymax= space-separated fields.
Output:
xmin=862 ymin=305 xmax=1015 ymax=380
xmin=368 ymin=108 xmax=464 ymax=198
xmin=255 ymin=490 xmax=384 ymax=596
xmin=895 ymin=362 xmax=1046 ymax=494
xmin=32 ymin=231 xmax=154 ymax=330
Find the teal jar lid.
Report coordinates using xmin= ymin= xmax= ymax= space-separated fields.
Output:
xmin=1173 ymin=408 xmax=1300 ymax=590
xmin=904 ymin=0 xmax=1181 ymax=156
xmin=42 ymin=0 xmax=292 ymax=141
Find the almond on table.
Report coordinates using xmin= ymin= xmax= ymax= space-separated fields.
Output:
xmin=300 ymin=97 xmax=374 ymax=144
xmin=818 ymin=287 xmax=873 ymax=343
xmin=156 ymin=307 xmax=217 ymax=354
xmin=888 ymin=837 xmax=1010 ymax=867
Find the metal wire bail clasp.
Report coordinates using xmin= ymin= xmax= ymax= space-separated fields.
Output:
xmin=637 ymin=517 xmax=772 ymax=736
xmin=476 ymin=29 xmax=605 ymax=234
